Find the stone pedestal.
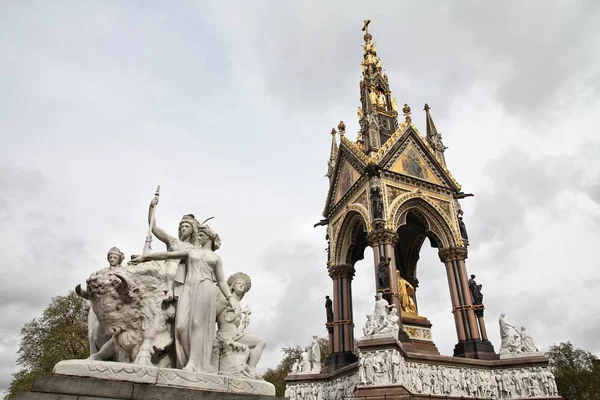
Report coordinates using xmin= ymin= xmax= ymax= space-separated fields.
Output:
xmin=453 ymin=339 xmax=498 ymax=360
xmin=23 ymin=360 xmax=276 ymax=398
xmin=401 ymin=315 xmax=440 ymax=355
xmin=13 ymin=374 xmax=277 ymax=400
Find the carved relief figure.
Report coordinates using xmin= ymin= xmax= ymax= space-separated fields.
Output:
xmin=130 ymin=220 xmax=239 ymax=372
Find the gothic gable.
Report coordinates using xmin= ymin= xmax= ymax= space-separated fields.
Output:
xmin=323 ymin=143 xmax=367 ymax=217
xmin=380 ymin=126 xmax=461 ymax=191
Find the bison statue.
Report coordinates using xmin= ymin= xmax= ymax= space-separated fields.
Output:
xmin=78 ymin=260 xmax=176 ymax=367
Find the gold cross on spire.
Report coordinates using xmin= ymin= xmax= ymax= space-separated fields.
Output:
xmin=362 ymin=19 xmax=371 ymax=34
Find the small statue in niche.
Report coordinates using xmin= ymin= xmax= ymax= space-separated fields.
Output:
xmin=377 ymin=91 xmax=386 ymax=108
xmin=371 ymin=186 xmax=384 ymax=219
xmin=325 ymin=295 xmax=334 ymax=324
xmin=468 ymin=274 xmax=483 ymax=305
xmin=377 ymin=256 xmax=391 ymax=289
xmin=369 ymin=87 xmax=378 ymax=107
xmin=458 ymin=209 xmax=469 ymax=244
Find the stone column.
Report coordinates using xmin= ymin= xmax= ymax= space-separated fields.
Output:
xmin=456 ymin=258 xmax=480 ymax=341
xmin=372 ymin=245 xmax=381 ymax=290
xmin=325 ymin=264 xmax=358 ymax=367
xmin=331 ymin=277 xmax=341 ymax=353
xmin=439 ymin=247 xmax=497 ymax=359
xmin=477 ymin=314 xmax=489 ymax=341
xmin=442 ymin=259 xmax=467 ymax=341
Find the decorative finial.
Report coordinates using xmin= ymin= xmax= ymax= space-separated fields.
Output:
xmin=362 ymin=19 xmax=371 ymax=34
xmin=403 ymin=104 xmax=411 ymax=122
xmin=424 ymin=103 xmax=431 ymax=112
xmin=362 ymin=19 xmax=372 ymax=42
xmin=331 ymin=127 xmax=337 ymax=136
xmin=338 ymin=121 xmax=346 ymax=135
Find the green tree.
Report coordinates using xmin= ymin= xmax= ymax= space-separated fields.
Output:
xmin=4 ymin=291 xmax=89 ymax=399
xmin=263 ymin=337 xmax=329 ymax=397
xmin=547 ymin=341 xmax=600 ymax=400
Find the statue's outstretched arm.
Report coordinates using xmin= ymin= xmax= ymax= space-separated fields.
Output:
xmin=129 ymin=250 xmax=188 ymax=264
xmin=148 ymin=198 xmax=175 ymax=246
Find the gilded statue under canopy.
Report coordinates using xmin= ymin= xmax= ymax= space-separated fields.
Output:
xmin=396 ymin=270 xmax=418 ymax=315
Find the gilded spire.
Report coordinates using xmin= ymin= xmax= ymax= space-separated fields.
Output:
xmin=424 ymin=104 xmax=447 ymax=166
xmin=361 ymin=20 xmax=382 ymax=79
xmin=358 ymin=20 xmax=399 ymax=154
xmin=326 ymin=128 xmax=338 ymax=179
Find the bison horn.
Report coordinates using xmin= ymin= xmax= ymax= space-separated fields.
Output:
xmin=113 ymin=274 xmax=130 ymax=295
xmin=75 ymin=283 xmax=90 ymax=300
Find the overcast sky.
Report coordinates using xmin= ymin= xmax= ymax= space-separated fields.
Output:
xmin=1 ymin=1 xmax=600 ymax=394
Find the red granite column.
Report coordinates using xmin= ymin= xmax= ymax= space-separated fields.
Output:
xmin=342 ymin=275 xmax=352 ymax=350
xmin=478 ymin=315 xmax=489 ymax=341
xmin=326 ymin=264 xmax=357 ymax=366
xmin=443 ymin=259 xmax=467 ymax=341
xmin=331 ymin=275 xmax=340 ymax=353
xmin=372 ymin=245 xmax=381 ymax=290
xmin=456 ymin=258 xmax=481 ymax=341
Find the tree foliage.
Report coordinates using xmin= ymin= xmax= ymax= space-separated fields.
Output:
xmin=547 ymin=342 xmax=600 ymax=400
xmin=262 ymin=337 xmax=329 ymax=397
xmin=5 ymin=291 xmax=89 ymax=399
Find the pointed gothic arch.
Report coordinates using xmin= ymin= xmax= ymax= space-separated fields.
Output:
xmin=333 ymin=209 xmax=369 ymax=266
xmin=389 ymin=192 xmax=457 ymax=250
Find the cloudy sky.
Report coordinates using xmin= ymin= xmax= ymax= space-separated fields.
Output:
xmin=1 ymin=0 xmax=600 ymax=394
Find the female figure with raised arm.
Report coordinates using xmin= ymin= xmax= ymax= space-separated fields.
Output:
xmin=130 ymin=220 xmax=238 ymax=372
xmin=147 ymin=195 xmax=196 ymax=300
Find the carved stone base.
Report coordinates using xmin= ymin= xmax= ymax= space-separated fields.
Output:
xmin=402 ymin=316 xmax=439 ymax=355
xmin=15 ymin=373 xmax=277 ymax=400
xmin=500 ymin=351 xmax=543 ymax=359
xmin=355 ymin=383 xmax=411 ymax=399
xmin=453 ymin=339 xmax=498 ymax=360
xmin=53 ymin=360 xmax=275 ymax=396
